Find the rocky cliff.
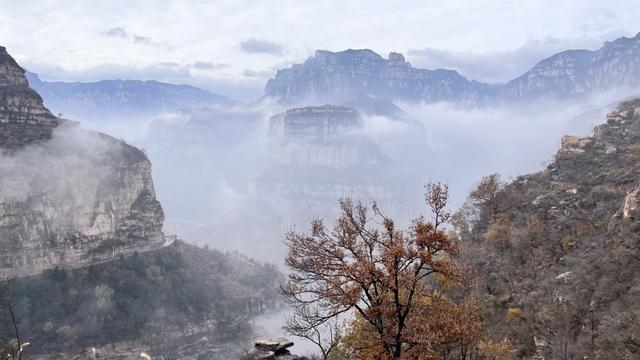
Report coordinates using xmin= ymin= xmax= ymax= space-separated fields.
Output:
xmin=456 ymin=98 xmax=640 ymax=358
xmin=0 ymin=46 xmax=166 ymax=278
xmin=265 ymin=33 xmax=640 ymax=106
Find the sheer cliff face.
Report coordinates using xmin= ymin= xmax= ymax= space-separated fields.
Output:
xmin=0 ymin=46 xmax=165 ymax=278
xmin=458 ymin=99 xmax=640 ymax=357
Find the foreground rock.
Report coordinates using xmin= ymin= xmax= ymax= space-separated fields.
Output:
xmin=247 ymin=339 xmax=306 ymax=360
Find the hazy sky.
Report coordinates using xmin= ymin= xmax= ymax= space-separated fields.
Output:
xmin=1 ymin=0 xmax=638 ymax=98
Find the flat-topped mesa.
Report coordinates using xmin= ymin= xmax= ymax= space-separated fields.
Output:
xmin=269 ymin=105 xmax=361 ymax=142
xmin=0 ymin=46 xmax=59 ymax=148
xmin=258 ymin=103 xmax=408 ymax=219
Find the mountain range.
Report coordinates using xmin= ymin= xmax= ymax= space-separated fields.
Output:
xmin=23 ymin=33 xmax=640 ymax=120
xmin=265 ymin=33 xmax=640 ymax=107
xmin=25 ymin=71 xmax=228 ymax=119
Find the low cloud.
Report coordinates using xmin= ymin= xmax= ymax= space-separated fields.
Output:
xmin=242 ymin=68 xmax=273 ymax=78
xmin=104 ymin=27 xmax=128 ymax=38
xmin=239 ymin=38 xmax=285 ymax=55
xmin=0 ymin=124 xmax=122 ymax=233
xmin=192 ymin=61 xmax=228 ymax=70
xmin=397 ymin=88 xmax=632 ymax=207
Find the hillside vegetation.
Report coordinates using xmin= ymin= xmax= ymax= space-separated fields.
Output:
xmin=0 ymin=241 xmax=281 ymax=359
xmin=454 ymin=99 xmax=640 ymax=358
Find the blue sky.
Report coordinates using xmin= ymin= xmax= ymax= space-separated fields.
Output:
xmin=0 ymin=0 xmax=638 ymax=98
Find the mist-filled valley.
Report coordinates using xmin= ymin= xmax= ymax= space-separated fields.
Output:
xmin=46 ymin=89 xmax=628 ymax=264
xmin=4 ymin=3 xmax=640 ymax=359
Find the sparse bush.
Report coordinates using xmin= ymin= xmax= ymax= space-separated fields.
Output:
xmin=56 ymin=325 xmax=73 ymax=339
xmin=477 ymin=338 xmax=518 ymax=359
xmin=561 ymin=234 xmax=574 ymax=253
xmin=484 ymin=213 xmax=513 ymax=251
xmin=506 ymin=307 xmax=522 ymax=320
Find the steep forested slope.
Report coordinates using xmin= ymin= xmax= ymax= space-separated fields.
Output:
xmin=0 ymin=241 xmax=281 ymax=359
xmin=455 ymin=99 xmax=640 ymax=358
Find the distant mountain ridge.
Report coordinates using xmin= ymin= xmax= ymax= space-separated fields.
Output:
xmin=25 ymin=32 xmax=640 ymax=117
xmin=26 ymin=71 xmax=228 ymax=119
xmin=265 ymin=33 xmax=640 ymax=106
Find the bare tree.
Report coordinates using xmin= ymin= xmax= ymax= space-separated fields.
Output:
xmin=1 ymin=280 xmax=27 ymax=360
xmin=283 ymin=303 xmax=343 ymax=359
xmin=281 ymin=183 xmax=478 ymax=359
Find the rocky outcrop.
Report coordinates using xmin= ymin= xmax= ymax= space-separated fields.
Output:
xmin=558 ymin=135 xmax=593 ymax=156
xmin=248 ymin=339 xmax=306 ymax=360
xmin=0 ymin=47 xmax=59 ymax=148
xmin=0 ymin=46 xmax=166 ymax=278
xmin=623 ymin=185 xmax=640 ymax=220
xmin=264 ymin=33 xmax=640 ymax=106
